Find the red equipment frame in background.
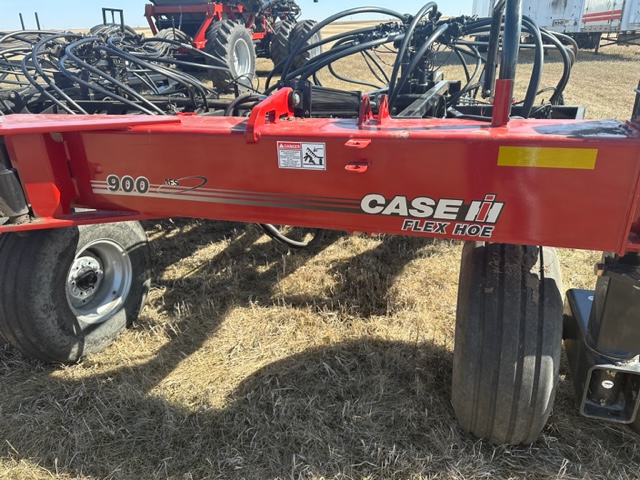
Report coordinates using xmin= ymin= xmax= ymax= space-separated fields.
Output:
xmin=144 ymin=3 xmax=268 ymax=49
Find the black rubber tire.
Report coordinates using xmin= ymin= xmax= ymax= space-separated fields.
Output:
xmin=204 ymin=20 xmax=256 ymax=93
xmin=152 ymin=27 xmax=191 ymax=43
xmin=572 ymin=33 xmax=602 ymax=50
xmin=289 ymin=20 xmax=323 ymax=70
xmin=452 ymin=243 xmax=563 ymax=445
xmin=270 ymin=19 xmax=296 ymax=73
xmin=146 ymin=28 xmax=192 ymax=57
xmin=89 ymin=23 xmax=137 ymax=36
xmin=0 ymin=222 xmax=151 ymax=363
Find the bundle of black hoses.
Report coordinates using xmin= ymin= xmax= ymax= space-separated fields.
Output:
xmin=267 ymin=0 xmax=577 ymax=119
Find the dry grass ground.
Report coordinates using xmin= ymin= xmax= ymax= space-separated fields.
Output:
xmin=1 ymin=21 xmax=640 ymax=480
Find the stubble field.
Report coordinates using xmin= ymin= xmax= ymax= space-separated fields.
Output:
xmin=1 ymin=20 xmax=640 ymax=480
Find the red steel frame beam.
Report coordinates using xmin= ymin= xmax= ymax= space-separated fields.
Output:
xmin=1 ymin=88 xmax=640 ymax=254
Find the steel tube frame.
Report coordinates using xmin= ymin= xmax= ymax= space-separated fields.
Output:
xmin=0 ymin=86 xmax=639 ymax=254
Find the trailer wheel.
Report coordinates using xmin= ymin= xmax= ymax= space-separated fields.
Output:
xmin=452 ymin=243 xmax=563 ymax=445
xmin=0 ymin=222 xmax=151 ymax=363
xmin=270 ymin=19 xmax=296 ymax=72
xmin=205 ymin=20 xmax=256 ymax=93
xmin=289 ymin=20 xmax=323 ymax=70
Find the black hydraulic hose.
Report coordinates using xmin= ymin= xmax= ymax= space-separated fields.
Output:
xmin=447 ymin=45 xmax=484 ymax=106
xmin=295 ymin=37 xmax=391 ymax=81
xmin=0 ymin=30 xmax=224 ymax=116
xmin=363 ymin=49 xmax=391 ymax=84
xmin=539 ymin=29 xmax=573 ymax=104
xmin=141 ymin=35 xmax=256 ymax=94
xmin=482 ymin=0 xmax=505 ymax=98
xmin=548 ymin=30 xmax=578 ymax=61
xmin=293 ymin=24 xmax=382 ymax=57
xmin=135 ymin=54 xmax=228 ymax=74
xmin=0 ymin=47 xmax=36 ymax=86
xmin=59 ymin=59 xmax=161 ymax=115
xmin=63 ymin=37 xmax=166 ymax=114
xmin=266 ymin=38 xmax=369 ymax=91
xmin=324 ymin=36 xmax=384 ymax=89
xmin=28 ymin=33 xmax=87 ymax=114
xmin=139 ymin=36 xmax=229 ymax=68
xmin=265 ymin=24 xmax=386 ymax=89
xmin=468 ymin=20 xmax=569 ymax=110
xmin=328 ymin=61 xmax=381 ymax=90
xmin=258 ymin=224 xmax=325 ymax=249
xmin=60 ymin=38 xmax=163 ymax=115
xmin=500 ymin=0 xmax=522 ymax=82
xmin=21 ymin=43 xmax=84 ymax=115
xmin=389 ymin=23 xmax=450 ymax=109
xmin=20 ymin=53 xmax=79 ymax=114
xmin=453 ymin=47 xmax=472 ymax=83
xmin=387 ymin=2 xmax=438 ymax=101
xmin=0 ymin=30 xmax=60 ymax=45
xmin=225 ymin=93 xmax=261 ymax=116
xmin=295 ymin=35 xmax=401 ymax=84
xmin=519 ymin=16 xmax=543 ymax=117
xmin=359 ymin=50 xmax=390 ymax=87
xmin=130 ymin=71 xmax=162 ymax=95
xmin=465 ymin=19 xmax=544 ymax=118
xmin=280 ymin=7 xmax=405 ymax=81
xmin=103 ymin=38 xmax=211 ymax=109
xmin=0 ymin=77 xmax=29 ymax=87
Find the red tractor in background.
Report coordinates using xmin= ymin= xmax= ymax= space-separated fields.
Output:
xmin=144 ymin=0 xmax=322 ymax=91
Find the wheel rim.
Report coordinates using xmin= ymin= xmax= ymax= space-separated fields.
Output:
xmin=66 ymin=239 xmax=132 ymax=325
xmin=233 ymin=37 xmax=252 ymax=78
xmin=308 ymin=32 xmax=322 ymax=58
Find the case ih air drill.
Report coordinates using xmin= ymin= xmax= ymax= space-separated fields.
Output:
xmin=143 ymin=0 xmax=321 ymax=91
xmin=1 ymin=0 xmax=640 ymax=447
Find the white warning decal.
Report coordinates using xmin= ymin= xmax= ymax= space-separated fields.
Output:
xmin=277 ymin=142 xmax=326 ymax=170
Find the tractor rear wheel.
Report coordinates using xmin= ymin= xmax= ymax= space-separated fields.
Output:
xmin=270 ymin=19 xmax=296 ymax=72
xmin=289 ymin=20 xmax=323 ymax=71
xmin=452 ymin=243 xmax=563 ymax=444
xmin=146 ymin=28 xmax=192 ymax=57
xmin=205 ymin=20 xmax=256 ymax=93
xmin=0 ymin=222 xmax=151 ymax=363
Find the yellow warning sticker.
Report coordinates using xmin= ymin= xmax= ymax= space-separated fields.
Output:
xmin=498 ymin=146 xmax=597 ymax=169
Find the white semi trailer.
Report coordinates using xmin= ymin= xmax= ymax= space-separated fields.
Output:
xmin=471 ymin=0 xmax=640 ymax=49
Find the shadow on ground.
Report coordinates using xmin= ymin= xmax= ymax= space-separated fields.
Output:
xmin=1 ymin=221 xmax=640 ymax=479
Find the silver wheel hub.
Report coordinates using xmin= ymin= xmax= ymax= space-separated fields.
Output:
xmin=68 ymin=257 xmax=104 ymax=302
xmin=233 ymin=37 xmax=252 ymax=78
xmin=65 ymin=239 xmax=133 ymax=325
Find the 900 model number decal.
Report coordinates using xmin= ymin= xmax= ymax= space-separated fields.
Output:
xmin=106 ymin=174 xmax=150 ymax=194
xmin=101 ymin=174 xmax=207 ymax=195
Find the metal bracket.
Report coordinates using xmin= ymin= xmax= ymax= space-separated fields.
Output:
xmin=245 ymin=88 xmax=294 ymax=143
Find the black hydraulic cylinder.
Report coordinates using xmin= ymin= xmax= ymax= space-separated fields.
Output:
xmin=499 ymin=0 xmax=522 ymax=83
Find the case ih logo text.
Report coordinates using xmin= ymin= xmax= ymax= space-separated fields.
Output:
xmin=360 ymin=193 xmax=504 ymax=239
